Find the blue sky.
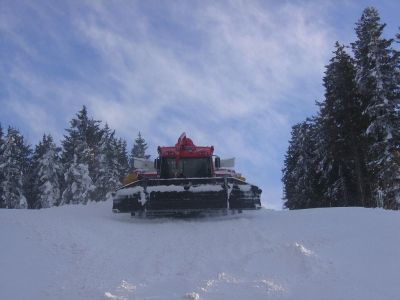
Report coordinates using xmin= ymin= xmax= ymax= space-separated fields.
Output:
xmin=1 ymin=0 xmax=399 ymax=209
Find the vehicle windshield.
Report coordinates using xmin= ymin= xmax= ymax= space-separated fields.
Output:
xmin=160 ymin=158 xmax=212 ymax=179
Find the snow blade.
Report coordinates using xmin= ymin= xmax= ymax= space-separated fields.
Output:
xmin=112 ymin=177 xmax=261 ymax=216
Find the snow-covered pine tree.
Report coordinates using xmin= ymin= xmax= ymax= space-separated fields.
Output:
xmin=92 ymin=124 xmax=122 ymax=201
xmin=61 ymin=106 xmax=102 ymax=204
xmin=282 ymin=123 xmax=305 ymax=209
xmin=115 ymin=138 xmax=129 ymax=181
xmin=129 ymin=132 xmax=150 ymax=171
xmin=32 ymin=134 xmax=62 ymax=208
xmin=352 ymin=7 xmax=400 ymax=209
xmin=318 ymin=42 xmax=369 ymax=207
xmin=0 ymin=127 xmax=31 ymax=208
xmin=282 ymin=118 xmax=323 ymax=209
xmin=61 ymin=154 xmax=95 ymax=205
xmin=62 ymin=106 xmax=102 ymax=172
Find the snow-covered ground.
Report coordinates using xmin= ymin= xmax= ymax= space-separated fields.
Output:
xmin=1 ymin=202 xmax=399 ymax=300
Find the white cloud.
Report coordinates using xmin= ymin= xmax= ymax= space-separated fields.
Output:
xmin=6 ymin=100 xmax=61 ymax=144
xmin=75 ymin=0 xmax=331 ymax=147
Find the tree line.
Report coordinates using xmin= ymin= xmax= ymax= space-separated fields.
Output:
xmin=0 ymin=106 xmax=150 ymax=209
xmin=282 ymin=7 xmax=400 ymax=210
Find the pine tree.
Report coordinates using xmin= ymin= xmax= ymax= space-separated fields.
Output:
xmin=129 ymin=132 xmax=150 ymax=171
xmin=318 ymin=42 xmax=369 ymax=207
xmin=92 ymin=124 xmax=122 ymax=201
xmin=282 ymin=119 xmax=323 ymax=209
xmin=61 ymin=155 xmax=95 ymax=205
xmin=61 ymin=106 xmax=102 ymax=204
xmin=352 ymin=7 xmax=400 ymax=209
xmin=32 ymin=134 xmax=62 ymax=208
xmin=0 ymin=127 xmax=31 ymax=208
xmin=115 ymin=138 xmax=129 ymax=180
xmin=61 ymin=106 xmax=102 ymax=172
xmin=282 ymin=123 xmax=306 ymax=209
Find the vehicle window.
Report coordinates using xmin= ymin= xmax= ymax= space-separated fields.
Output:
xmin=161 ymin=158 xmax=211 ymax=178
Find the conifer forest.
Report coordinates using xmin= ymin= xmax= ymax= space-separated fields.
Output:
xmin=0 ymin=106 xmax=149 ymax=209
xmin=282 ymin=7 xmax=400 ymax=210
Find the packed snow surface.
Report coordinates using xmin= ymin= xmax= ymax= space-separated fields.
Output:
xmin=1 ymin=201 xmax=399 ymax=300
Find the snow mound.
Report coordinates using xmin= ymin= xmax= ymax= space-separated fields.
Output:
xmin=0 ymin=201 xmax=399 ymax=300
